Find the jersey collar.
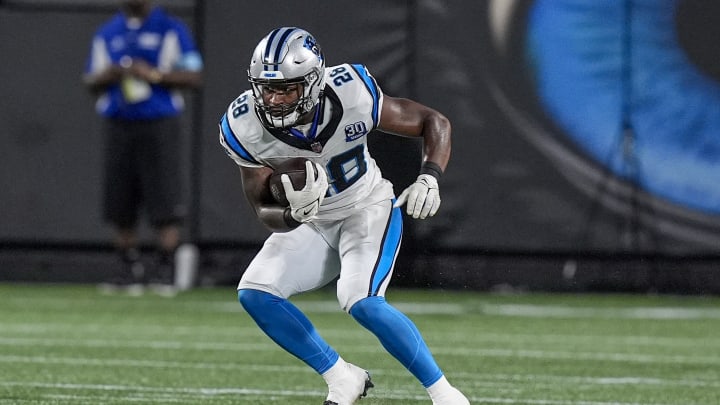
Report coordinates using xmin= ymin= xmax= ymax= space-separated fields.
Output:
xmin=266 ymin=87 xmax=343 ymax=153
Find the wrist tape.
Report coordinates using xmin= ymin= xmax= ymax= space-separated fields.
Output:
xmin=420 ymin=161 xmax=443 ymax=180
xmin=283 ymin=207 xmax=302 ymax=228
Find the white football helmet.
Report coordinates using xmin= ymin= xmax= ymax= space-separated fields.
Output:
xmin=248 ymin=27 xmax=325 ymax=128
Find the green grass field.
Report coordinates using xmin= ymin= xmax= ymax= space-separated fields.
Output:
xmin=1 ymin=283 xmax=719 ymax=404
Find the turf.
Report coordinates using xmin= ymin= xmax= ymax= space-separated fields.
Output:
xmin=0 ymin=283 xmax=719 ymax=404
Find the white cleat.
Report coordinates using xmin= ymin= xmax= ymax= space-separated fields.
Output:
xmin=323 ymin=363 xmax=373 ymax=405
xmin=431 ymin=386 xmax=470 ymax=405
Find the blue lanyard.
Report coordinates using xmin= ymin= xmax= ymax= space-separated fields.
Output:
xmin=288 ymin=98 xmax=323 ymax=141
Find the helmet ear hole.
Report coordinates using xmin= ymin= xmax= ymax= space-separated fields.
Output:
xmin=301 ymin=98 xmax=314 ymax=113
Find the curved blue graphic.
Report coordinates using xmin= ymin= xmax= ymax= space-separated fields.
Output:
xmin=526 ymin=0 xmax=720 ymax=214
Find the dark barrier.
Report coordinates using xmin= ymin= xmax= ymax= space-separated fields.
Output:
xmin=1 ymin=0 xmax=718 ymax=292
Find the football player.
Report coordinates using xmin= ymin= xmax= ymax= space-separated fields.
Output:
xmin=219 ymin=27 xmax=469 ymax=405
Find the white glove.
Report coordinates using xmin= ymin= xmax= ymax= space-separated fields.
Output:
xmin=281 ymin=161 xmax=328 ymax=223
xmin=393 ymin=174 xmax=440 ymax=219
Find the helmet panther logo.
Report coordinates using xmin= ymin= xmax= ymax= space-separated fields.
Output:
xmin=303 ymin=36 xmax=323 ymax=61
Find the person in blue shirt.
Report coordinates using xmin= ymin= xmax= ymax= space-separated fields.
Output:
xmin=83 ymin=0 xmax=203 ymax=294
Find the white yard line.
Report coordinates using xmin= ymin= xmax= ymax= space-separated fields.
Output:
xmin=479 ymin=304 xmax=720 ymax=320
xmin=1 ymin=340 xmax=720 ymax=371
xmin=293 ymin=300 xmax=720 ymax=320
xmin=0 ymin=322 xmax=260 ymax=337
xmin=0 ymin=336 xmax=274 ymax=351
xmin=0 ymin=381 xmax=683 ymax=405
xmin=6 ymin=296 xmax=720 ymax=320
xmin=0 ymin=336 xmax=719 ymax=365
xmin=0 ymin=354 xmax=310 ymax=372
xmin=2 ymin=354 xmax=720 ymax=391
xmin=1 ymin=322 xmax=717 ymax=349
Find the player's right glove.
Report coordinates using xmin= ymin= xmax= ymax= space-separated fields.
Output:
xmin=282 ymin=161 xmax=328 ymax=223
xmin=393 ymin=173 xmax=440 ymax=219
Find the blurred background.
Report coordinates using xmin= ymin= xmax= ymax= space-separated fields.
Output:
xmin=1 ymin=0 xmax=719 ymax=293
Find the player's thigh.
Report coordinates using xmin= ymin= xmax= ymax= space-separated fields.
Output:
xmin=239 ymin=224 xmax=340 ymax=298
xmin=336 ymin=200 xmax=403 ymax=311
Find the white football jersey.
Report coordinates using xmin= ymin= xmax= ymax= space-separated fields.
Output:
xmin=219 ymin=63 xmax=395 ymax=220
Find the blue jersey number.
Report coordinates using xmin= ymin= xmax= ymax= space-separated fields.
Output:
xmin=330 ymin=66 xmax=353 ymax=87
xmin=232 ymin=94 xmax=249 ymax=118
xmin=327 ymin=145 xmax=367 ymax=194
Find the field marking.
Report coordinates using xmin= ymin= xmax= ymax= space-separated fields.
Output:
xmin=2 ymin=321 xmax=717 ymax=350
xmin=0 ymin=393 xmax=188 ymax=404
xmin=1 ymin=336 xmax=719 ymax=365
xmin=271 ymin=300 xmax=720 ymax=320
xmin=1 ymin=354 xmax=718 ymax=388
xmin=0 ymin=354 xmax=310 ymax=372
xmin=0 ymin=336 xmax=273 ymax=351
xmin=0 ymin=381 xmax=321 ymax=401
xmin=480 ymin=304 xmax=720 ymax=320
xmin=0 ymin=338 xmax=720 ymax=367
xmin=463 ymin=372 xmax=720 ymax=388
xmin=0 ymin=381 xmax=681 ymax=405
xmin=6 ymin=296 xmax=720 ymax=320
xmin=0 ymin=322 xmax=260 ymax=337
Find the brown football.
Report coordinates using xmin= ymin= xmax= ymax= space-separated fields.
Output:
xmin=268 ymin=158 xmax=315 ymax=206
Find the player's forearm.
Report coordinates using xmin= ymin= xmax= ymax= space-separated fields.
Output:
xmin=255 ymin=205 xmax=299 ymax=233
xmin=421 ymin=113 xmax=452 ymax=173
xmin=241 ymin=166 xmax=295 ymax=232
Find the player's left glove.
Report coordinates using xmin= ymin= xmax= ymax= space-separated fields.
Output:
xmin=282 ymin=161 xmax=328 ymax=223
xmin=393 ymin=173 xmax=440 ymax=219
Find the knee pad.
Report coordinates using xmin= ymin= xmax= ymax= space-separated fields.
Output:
xmin=238 ymin=289 xmax=276 ymax=314
xmin=348 ymin=295 xmax=386 ymax=324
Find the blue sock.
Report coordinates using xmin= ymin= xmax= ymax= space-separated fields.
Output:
xmin=238 ymin=289 xmax=339 ymax=374
xmin=349 ymin=296 xmax=443 ymax=387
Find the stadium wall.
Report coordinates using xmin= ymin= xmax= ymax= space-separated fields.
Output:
xmin=1 ymin=0 xmax=718 ymax=293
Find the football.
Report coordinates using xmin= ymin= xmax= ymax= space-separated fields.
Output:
xmin=268 ymin=157 xmax=315 ymax=206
